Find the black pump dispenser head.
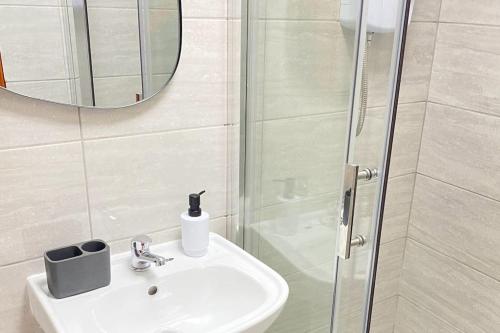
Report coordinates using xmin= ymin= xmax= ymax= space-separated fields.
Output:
xmin=188 ymin=190 xmax=205 ymax=217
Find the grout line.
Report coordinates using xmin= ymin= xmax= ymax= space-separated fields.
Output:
xmin=437 ymin=20 xmax=500 ymax=29
xmin=0 ymin=124 xmax=229 ymax=152
xmin=77 ymin=107 xmax=94 ymax=239
xmin=106 ymin=215 xmax=229 ymax=245
xmin=0 ymin=256 xmax=44 ymax=269
xmin=0 ymin=215 xmax=230 ymax=269
xmin=398 ymin=295 xmax=466 ymax=333
xmin=392 ymin=294 xmax=401 ymax=333
xmin=81 ymin=123 xmax=228 ymax=142
xmin=427 ymin=100 xmax=500 ymax=120
xmin=406 ymin=237 xmax=500 ymax=284
xmin=258 ymin=17 xmax=341 ymax=23
xmin=398 ymin=0 xmax=444 ymax=306
xmin=417 ymin=172 xmax=500 ymax=204
xmin=0 ymin=139 xmax=82 ymax=152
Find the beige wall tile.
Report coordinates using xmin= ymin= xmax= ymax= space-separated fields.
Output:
xmin=260 ymin=113 xmax=347 ymax=206
xmin=410 ymin=174 xmax=500 ymax=280
xmin=0 ymin=143 xmax=90 ymax=266
xmin=401 ymin=240 xmax=500 ymax=332
xmin=429 ymin=24 xmax=500 ymax=116
xmin=80 ymin=19 xmax=227 ymax=138
xmin=0 ymin=306 xmax=41 ymax=333
xmin=333 ymin=296 xmax=398 ymax=333
xmin=263 ymin=20 xmax=354 ymax=119
xmin=363 ymin=22 xmax=436 ymax=108
xmin=399 ymin=22 xmax=437 ymax=104
xmin=355 ymin=174 xmax=414 ymax=247
xmin=395 ymin=296 xmax=461 ymax=333
xmin=87 ymin=7 xmax=141 ymax=77
xmin=6 ymin=80 xmax=72 ymax=105
xmin=440 ymin=0 xmax=500 ymax=25
xmin=337 ymin=239 xmax=406 ymax=318
xmin=86 ymin=0 xmax=179 ymax=9
xmin=84 ymin=126 xmax=227 ymax=241
xmin=108 ymin=217 xmax=227 ymax=254
xmin=391 ymin=103 xmax=426 ymax=176
xmin=355 ymin=102 xmax=425 ymax=178
xmin=266 ymin=0 xmax=340 ymax=20
xmin=381 ymin=174 xmax=415 ymax=244
xmin=412 ymin=0 xmax=442 ymax=22
xmin=255 ymin=193 xmax=338 ymax=279
xmin=0 ymin=259 xmax=44 ymax=333
xmin=0 ymin=0 xmax=61 ymax=5
xmin=93 ymin=76 xmax=142 ymax=107
xmin=0 ymin=90 xmax=80 ymax=149
xmin=148 ymin=9 xmax=181 ymax=76
xmin=181 ymin=0 xmax=227 ymax=18
xmin=371 ymin=296 xmax=398 ymax=333
xmin=374 ymin=238 xmax=406 ymax=302
xmin=0 ymin=6 xmax=70 ymax=82
xmin=418 ymin=103 xmax=500 ymax=201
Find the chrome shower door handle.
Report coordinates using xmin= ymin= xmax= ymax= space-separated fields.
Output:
xmin=337 ymin=164 xmax=365 ymax=260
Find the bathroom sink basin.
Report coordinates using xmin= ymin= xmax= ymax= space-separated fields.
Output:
xmin=27 ymin=233 xmax=288 ymax=333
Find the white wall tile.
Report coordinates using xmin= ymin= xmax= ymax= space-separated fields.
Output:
xmin=84 ymin=126 xmax=227 ymax=241
xmin=0 ymin=143 xmax=90 ymax=266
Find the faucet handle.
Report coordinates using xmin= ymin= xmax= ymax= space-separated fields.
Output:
xmin=131 ymin=235 xmax=152 ymax=252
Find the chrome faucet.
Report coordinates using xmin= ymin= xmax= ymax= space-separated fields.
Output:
xmin=130 ymin=235 xmax=173 ymax=271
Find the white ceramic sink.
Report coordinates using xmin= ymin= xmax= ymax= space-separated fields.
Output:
xmin=27 ymin=233 xmax=288 ymax=333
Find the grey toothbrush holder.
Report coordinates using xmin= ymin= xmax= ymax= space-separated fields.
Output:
xmin=44 ymin=239 xmax=111 ymax=299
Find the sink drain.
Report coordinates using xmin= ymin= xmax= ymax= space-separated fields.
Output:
xmin=148 ymin=286 xmax=158 ymax=296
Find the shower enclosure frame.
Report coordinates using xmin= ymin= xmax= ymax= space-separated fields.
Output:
xmin=236 ymin=0 xmax=412 ymax=331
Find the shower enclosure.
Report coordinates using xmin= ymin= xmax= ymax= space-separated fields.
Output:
xmin=237 ymin=0 xmax=411 ymax=331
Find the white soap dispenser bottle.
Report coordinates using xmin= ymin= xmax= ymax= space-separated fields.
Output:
xmin=181 ymin=190 xmax=209 ymax=257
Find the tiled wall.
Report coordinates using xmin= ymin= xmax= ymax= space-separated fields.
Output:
xmin=0 ymin=1 xmax=230 ymax=332
xmin=394 ymin=0 xmax=500 ymax=331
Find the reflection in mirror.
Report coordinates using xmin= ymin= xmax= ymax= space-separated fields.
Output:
xmin=0 ymin=0 xmax=181 ymax=108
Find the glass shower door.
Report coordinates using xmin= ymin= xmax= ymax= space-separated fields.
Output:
xmin=241 ymin=0 xmax=362 ymax=331
xmin=241 ymin=0 xmax=410 ymax=332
